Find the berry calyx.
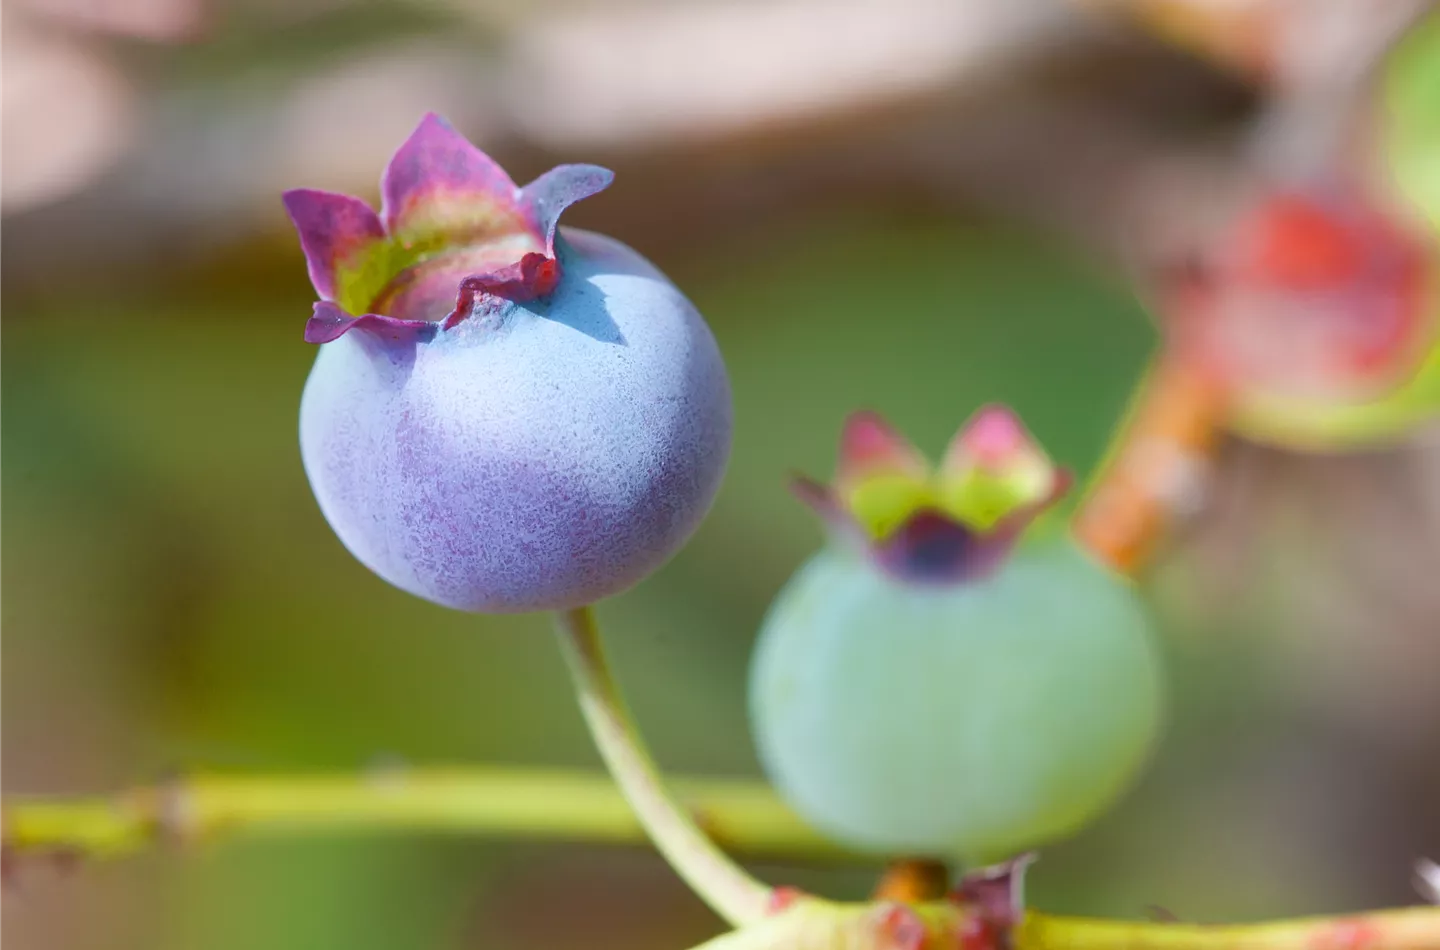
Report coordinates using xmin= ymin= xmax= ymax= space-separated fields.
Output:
xmin=284 ymin=113 xmax=612 ymax=344
xmin=792 ymin=407 xmax=1070 ymax=585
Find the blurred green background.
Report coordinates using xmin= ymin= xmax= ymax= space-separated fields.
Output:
xmin=5 ymin=2 xmax=1439 ymax=949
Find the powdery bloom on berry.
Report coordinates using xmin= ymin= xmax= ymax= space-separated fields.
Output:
xmin=288 ymin=114 xmax=731 ymax=613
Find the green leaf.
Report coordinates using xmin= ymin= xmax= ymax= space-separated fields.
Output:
xmin=1383 ymin=10 xmax=1440 ymax=231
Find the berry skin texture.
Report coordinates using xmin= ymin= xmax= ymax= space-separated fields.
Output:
xmin=300 ymin=230 xmax=732 ymax=613
xmin=289 ymin=114 xmax=732 ymax=612
xmin=749 ymin=537 xmax=1162 ymax=864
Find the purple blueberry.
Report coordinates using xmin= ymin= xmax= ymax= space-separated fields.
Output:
xmin=285 ymin=114 xmax=732 ymax=613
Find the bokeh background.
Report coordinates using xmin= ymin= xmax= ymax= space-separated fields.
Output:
xmin=4 ymin=1 xmax=1439 ymax=948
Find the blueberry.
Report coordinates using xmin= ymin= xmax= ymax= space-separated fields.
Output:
xmin=286 ymin=114 xmax=731 ymax=612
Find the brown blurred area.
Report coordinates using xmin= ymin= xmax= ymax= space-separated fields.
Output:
xmin=4 ymin=0 xmax=1262 ymax=285
xmin=4 ymin=1 xmax=1438 ymax=949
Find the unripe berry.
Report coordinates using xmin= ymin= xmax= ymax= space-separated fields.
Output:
xmin=1165 ymin=181 xmax=1439 ymax=449
xmin=749 ymin=409 xmax=1162 ymax=863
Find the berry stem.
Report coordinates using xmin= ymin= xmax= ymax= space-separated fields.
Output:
xmin=871 ymin=859 xmax=951 ymax=902
xmin=553 ymin=605 xmax=773 ymax=926
xmin=1071 ymin=353 xmax=1229 ymax=577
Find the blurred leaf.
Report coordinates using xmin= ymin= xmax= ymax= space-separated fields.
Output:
xmin=1383 ymin=10 xmax=1440 ymax=231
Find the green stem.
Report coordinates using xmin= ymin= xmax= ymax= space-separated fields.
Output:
xmin=1019 ymin=907 xmax=1440 ymax=950
xmin=2 ymin=768 xmax=848 ymax=864
xmin=677 ymin=904 xmax=1440 ymax=950
xmin=553 ymin=605 xmax=773 ymax=926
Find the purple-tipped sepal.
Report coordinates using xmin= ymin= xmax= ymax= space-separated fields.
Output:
xmin=304 ymin=302 xmax=438 ymax=345
xmin=281 ymin=189 xmax=386 ymax=303
xmin=523 ymin=164 xmax=616 ymax=255
xmin=440 ymin=253 xmax=559 ymax=329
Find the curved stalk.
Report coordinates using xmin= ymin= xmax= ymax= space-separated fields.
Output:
xmin=552 ymin=605 xmax=773 ymax=926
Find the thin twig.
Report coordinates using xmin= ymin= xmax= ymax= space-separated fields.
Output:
xmin=680 ymin=898 xmax=1440 ymax=950
xmin=1019 ymin=905 xmax=1440 ymax=949
xmin=1072 ymin=353 xmax=1229 ymax=576
xmin=2 ymin=767 xmax=851 ymax=864
xmin=7 ymin=767 xmax=1438 ymax=949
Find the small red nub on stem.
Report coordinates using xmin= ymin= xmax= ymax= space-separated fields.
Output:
xmin=765 ymin=885 xmax=805 ymax=914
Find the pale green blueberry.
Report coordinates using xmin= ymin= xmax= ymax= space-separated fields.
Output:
xmin=750 ymin=535 xmax=1162 ymax=865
